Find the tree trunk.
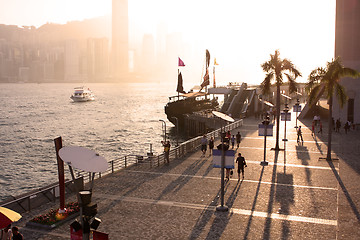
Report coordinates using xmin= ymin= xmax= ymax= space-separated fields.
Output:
xmin=326 ymin=95 xmax=333 ymax=160
xmin=274 ymin=83 xmax=281 ymax=150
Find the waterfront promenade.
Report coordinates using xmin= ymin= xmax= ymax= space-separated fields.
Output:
xmin=13 ymin=114 xmax=360 ymax=239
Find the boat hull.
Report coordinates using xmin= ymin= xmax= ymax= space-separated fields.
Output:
xmin=70 ymin=96 xmax=95 ymax=102
xmin=165 ymin=98 xmax=218 ymax=128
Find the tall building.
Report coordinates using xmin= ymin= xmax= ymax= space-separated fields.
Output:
xmin=64 ymin=40 xmax=80 ymax=82
xmin=112 ymin=0 xmax=129 ymax=79
xmin=333 ymin=0 xmax=360 ymax=124
xmin=87 ymin=38 xmax=109 ymax=81
xmin=141 ymin=34 xmax=155 ymax=75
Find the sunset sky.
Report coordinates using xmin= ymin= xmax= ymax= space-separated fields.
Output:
xmin=0 ymin=0 xmax=336 ymax=86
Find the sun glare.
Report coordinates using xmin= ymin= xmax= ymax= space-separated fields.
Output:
xmin=0 ymin=0 xmax=336 ymax=85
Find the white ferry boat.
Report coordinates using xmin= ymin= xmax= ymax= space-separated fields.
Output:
xmin=70 ymin=87 xmax=95 ymax=102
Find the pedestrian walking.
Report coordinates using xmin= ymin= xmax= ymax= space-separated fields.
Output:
xmin=208 ymin=136 xmax=214 ymax=156
xmin=297 ymin=126 xmax=304 ymax=144
xmin=0 ymin=225 xmax=12 ymax=240
xmin=318 ymin=121 xmax=323 ymax=134
xmin=226 ymin=130 xmax=231 ymax=143
xmin=161 ymin=140 xmax=171 ymax=164
xmin=11 ymin=227 xmax=23 ymax=240
xmin=200 ymin=134 xmax=208 ymax=156
xmin=344 ymin=121 xmax=350 ymax=134
xmin=231 ymin=135 xmax=235 ymax=149
xmin=336 ymin=119 xmax=341 ymax=133
xmin=236 ymin=153 xmax=247 ymax=180
xmin=236 ymin=131 xmax=241 ymax=148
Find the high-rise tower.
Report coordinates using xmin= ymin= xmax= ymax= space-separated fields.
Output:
xmin=112 ymin=0 xmax=129 ymax=79
xmin=333 ymin=0 xmax=360 ymax=124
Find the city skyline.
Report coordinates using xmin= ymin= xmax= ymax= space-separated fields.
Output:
xmin=0 ymin=0 xmax=336 ymax=87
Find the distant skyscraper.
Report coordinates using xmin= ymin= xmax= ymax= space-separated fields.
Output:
xmin=333 ymin=0 xmax=360 ymax=124
xmin=112 ymin=0 xmax=129 ymax=79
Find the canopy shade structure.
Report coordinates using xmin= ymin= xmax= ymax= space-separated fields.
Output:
xmin=59 ymin=146 xmax=108 ymax=173
xmin=260 ymin=99 xmax=275 ymax=107
xmin=0 ymin=207 xmax=22 ymax=229
xmin=212 ymin=111 xmax=235 ymax=122
xmin=281 ymin=93 xmax=292 ymax=100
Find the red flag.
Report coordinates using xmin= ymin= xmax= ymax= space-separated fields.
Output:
xmin=178 ymin=57 xmax=185 ymax=67
xmin=201 ymin=69 xmax=210 ymax=88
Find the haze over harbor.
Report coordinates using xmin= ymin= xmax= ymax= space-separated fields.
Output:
xmin=0 ymin=0 xmax=336 ymax=88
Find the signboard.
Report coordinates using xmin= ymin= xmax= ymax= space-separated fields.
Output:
xmin=70 ymin=226 xmax=82 ymax=240
xmin=212 ymin=150 xmax=235 ymax=168
xmin=258 ymin=124 xmax=273 ymax=136
xmin=293 ymin=104 xmax=302 ymax=112
xmin=93 ymin=231 xmax=109 ymax=240
xmin=280 ymin=112 xmax=291 ymax=121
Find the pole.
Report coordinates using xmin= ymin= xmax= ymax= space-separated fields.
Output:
xmin=261 ymin=116 xmax=269 ymax=166
xmin=282 ymin=105 xmax=289 ymax=142
xmin=216 ymin=122 xmax=228 ymax=212
xmin=159 ymin=120 xmax=166 ymax=142
xmin=54 ymin=137 xmax=66 ymax=213
xmin=295 ymin=99 xmax=300 ymax=128
xmin=172 ymin=117 xmax=179 ymax=146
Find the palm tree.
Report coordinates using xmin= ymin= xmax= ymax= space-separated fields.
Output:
xmin=261 ymin=50 xmax=302 ymax=150
xmin=306 ymin=57 xmax=359 ymax=160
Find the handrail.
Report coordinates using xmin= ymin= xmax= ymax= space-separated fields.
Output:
xmin=0 ymin=119 xmax=243 ymax=212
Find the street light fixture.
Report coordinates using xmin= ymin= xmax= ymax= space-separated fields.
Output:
xmin=171 ymin=117 xmax=179 ymax=146
xmin=294 ymin=98 xmax=300 ymax=128
xmin=212 ymin=111 xmax=234 ymax=212
xmin=159 ymin=119 xmax=166 ymax=142
xmin=282 ymin=103 xmax=289 ymax=142
xmin=260 ymin=114 xmax=270 ymax=166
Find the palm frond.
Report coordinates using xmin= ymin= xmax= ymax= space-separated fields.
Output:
xmin=261 ymin=72 xmax=274 ymax=95
xmin=334 ymin=83 xmax=348 ymax=108
xmin=284 ymin=73 xmax=297 ymax=93
xmin=307 ymin=84 xmax=323 ymax=106
xmin=340 ymin=67 xmax=360 ymax=79
xmin=261 ymin=61 xmax=273 ymax=72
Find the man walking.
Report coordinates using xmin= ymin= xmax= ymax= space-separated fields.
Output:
xmin=201 ymin=134 xmax=208 ymax=156
xmin=236 ymin=153 xmax=247 ymax=180
xmin=236 ymin=131 xmax=241 ymax=148
xmin=297 ymin=126 xmax=304 ymax=144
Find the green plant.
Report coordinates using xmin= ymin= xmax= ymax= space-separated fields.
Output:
xmin=30 ymin=202 xmax=80 ymax=225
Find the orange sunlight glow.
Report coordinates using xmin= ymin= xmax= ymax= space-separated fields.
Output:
xmin=0 ymin=0 xmax=336 ymax=86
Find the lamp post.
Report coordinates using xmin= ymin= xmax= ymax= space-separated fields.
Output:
xmin=282 ymin=104 xmax=289 ymax=142
xmin=171 ymin=117 xmax=179 ymax=146
xmin=212 ymin=111 xmax=234 ymax=212
xmin=159 ymin=119 xmax=166 ymax=142
xmin=294 ymin=98 xmax=300 ymax=128
xmin=260 ymin=115 xmax=270 ymax=166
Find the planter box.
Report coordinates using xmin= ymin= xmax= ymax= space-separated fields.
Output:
xmin=26 ymin=212 xmax=80 ymax=230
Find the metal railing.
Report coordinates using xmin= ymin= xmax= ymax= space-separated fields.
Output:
xmin=1 ymin=119 xmax=243 ymax=212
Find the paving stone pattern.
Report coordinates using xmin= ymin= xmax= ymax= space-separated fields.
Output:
xmin=14 ymin=114 xmax=360 ymax=239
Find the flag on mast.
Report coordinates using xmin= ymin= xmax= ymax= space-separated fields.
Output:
xmin=213 ymin=58 xmax=219 ymax=88
xmin=178 ymin=57 xmax=185 ymax=67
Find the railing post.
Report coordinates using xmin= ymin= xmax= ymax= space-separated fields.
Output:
xmin=111 ymin=161 xmax=114 ymax=173
xmin=125 ymin=156 xmax=127 ymax=168
xmin=158 ymin=156 xmax=160 ymax=167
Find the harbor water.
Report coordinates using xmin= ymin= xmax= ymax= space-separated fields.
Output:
xmin=0 ymin=82 xmax=176 ymax=201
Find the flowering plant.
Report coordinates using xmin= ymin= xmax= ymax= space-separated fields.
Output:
xmin=30 ymin=202 xmax=80 ymax=225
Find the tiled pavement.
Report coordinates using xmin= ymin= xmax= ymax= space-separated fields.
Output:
xmin=14 ymin=111 xmax=360 ymax=239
